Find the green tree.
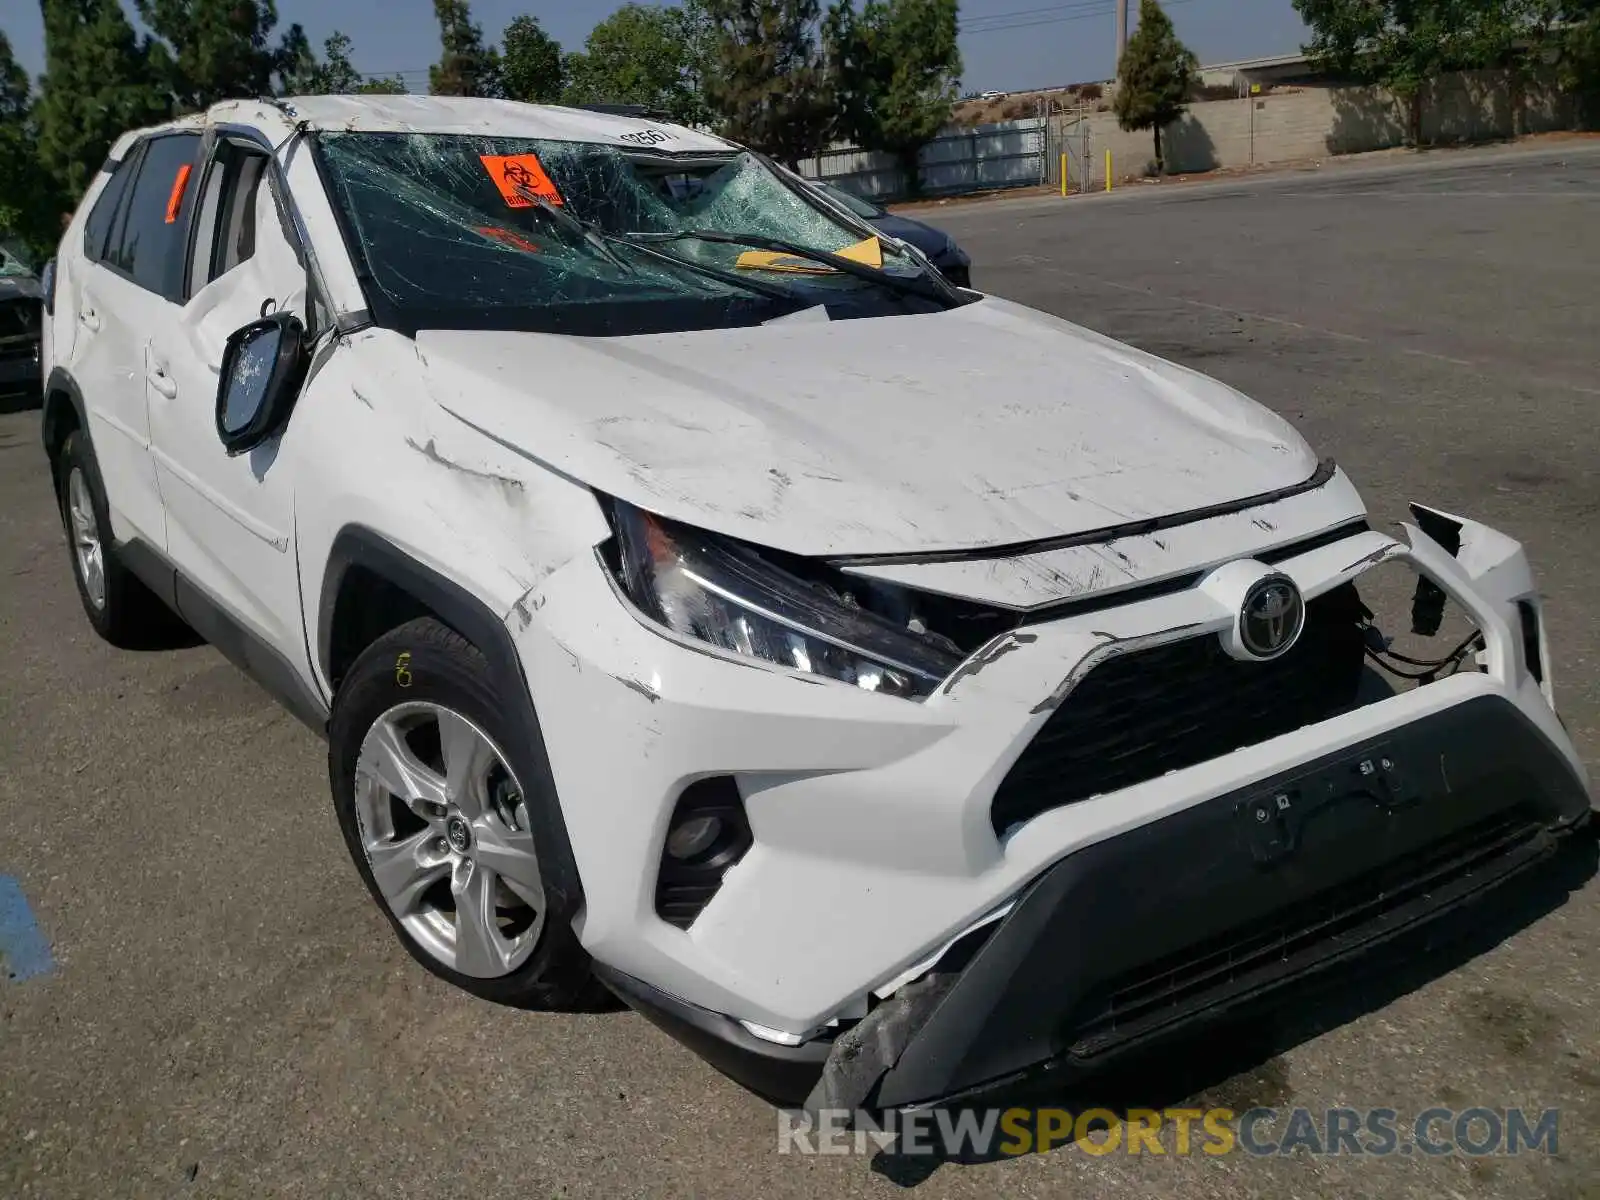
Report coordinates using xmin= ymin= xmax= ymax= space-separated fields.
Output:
xmin=705 ymin=0 xmax=834 ymax=166
xmin=0 ymin=32 xmax=59 ymax=256
xmin=36 ymin=0 xmax=171 ymax=204
xmin=500 ymin=14 xmax=564 ymax=103
xmin=281 ymin=30 xmax=407 ymax=95
xmin=430 ymin=0 xmax=503 ymax=97
xmin=135 ymin=0 xmax=303 ymax=110
xmin=353 ymin=76 xmax=410 ymax=95
xmin=1534 ymin=0 xmax=1600 ymax=124
xmin=825 ymin=0 xmax=961 ymax=194
xmin=562 ymin=2 xmax=710 ymax=125
xmin=1113 ymin=0 xmax=1197 ymax=174
xmin=1292 ymin=0 xmax=1530 ymax=145
xmin=679 ymin=0 xmax=721 ymax=123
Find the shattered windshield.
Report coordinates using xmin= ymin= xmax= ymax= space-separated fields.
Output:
xmin=314 ymin=132 xmax=938 ymax=336
xmin=0 ymin=243 xmax=35 ymax=277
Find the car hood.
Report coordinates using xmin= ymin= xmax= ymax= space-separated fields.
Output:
xmin=414 ymin=296 xmax=1318 ymax=558
xmin=0 ymin=276 xmax=42 ymax=301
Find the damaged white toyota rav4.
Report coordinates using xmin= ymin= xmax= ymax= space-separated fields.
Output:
xmin=42 ymin=97 xmax=1592 ymax=1113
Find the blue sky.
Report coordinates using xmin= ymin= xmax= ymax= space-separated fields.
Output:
xmin=6 ymin=0 xmax=1310 ymax=95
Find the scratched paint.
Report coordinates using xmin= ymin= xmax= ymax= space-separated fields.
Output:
xmin=0 ymin=876 xmax=55 ymax=982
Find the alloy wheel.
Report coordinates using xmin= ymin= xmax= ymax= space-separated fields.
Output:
xmin=354 ymin=701 xmax=545 ymax=978
xmin=66 ymin=468 xmax=105 ymax=610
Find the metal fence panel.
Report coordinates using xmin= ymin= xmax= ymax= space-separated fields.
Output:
xmin=799 ymin=116 xmax=1050 ymax=200
xmin=1045 ymin=115 xmax=1095 ymax=194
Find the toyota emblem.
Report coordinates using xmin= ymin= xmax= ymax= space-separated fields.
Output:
xmin=1239 ymin=574 xmax=1305 ymax=660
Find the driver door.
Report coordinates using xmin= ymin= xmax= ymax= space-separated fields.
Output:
xmin=144 ymin=136 xmax=312 ymax=665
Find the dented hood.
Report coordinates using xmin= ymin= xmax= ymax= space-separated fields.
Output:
xmin=415 ymin=296 xmax=1318 ymax=557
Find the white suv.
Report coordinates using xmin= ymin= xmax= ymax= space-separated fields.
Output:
xmin=40 ymin=96 xmax=1592 ymax=1113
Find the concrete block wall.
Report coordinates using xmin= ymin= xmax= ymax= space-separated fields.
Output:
xmin=1054 ymin=85 xmax=1412 ymax=189
xmin=1423 ymin=69 xmax=1575 ymax=141
xmin=812 ymin=68 xmax=1575 ymax=200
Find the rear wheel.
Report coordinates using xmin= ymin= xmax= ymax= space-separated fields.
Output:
xmin=56 ymin=429 xmax=179 ymax=647
xmin=328 ymin=617 xmax=605 ymax=1009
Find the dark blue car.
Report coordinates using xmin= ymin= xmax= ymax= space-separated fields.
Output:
xmin=810 ymin=181 xmax=972 ymax=290
xmin=0 ymin=243 xmax=43 ymax=397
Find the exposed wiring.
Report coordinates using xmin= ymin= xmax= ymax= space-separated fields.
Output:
xmin=1364 ymin=629 xmax=1485 ymax=682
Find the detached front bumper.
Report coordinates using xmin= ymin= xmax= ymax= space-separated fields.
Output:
xmin=509 ymin=497 xmax=1592 ymax=1107
xmin=854 ymin=693 xmax=1589 ymax=1111
xmin=599 ymin=693 xmax=1590 ymax=1109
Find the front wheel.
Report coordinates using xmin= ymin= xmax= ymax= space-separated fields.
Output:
xmin=328 ymin=616 xmax=604 ymax=1009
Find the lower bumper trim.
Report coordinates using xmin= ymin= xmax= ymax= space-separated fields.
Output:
xmin=593 ymin=963 xmax=832 ymax=1105
xmin=601 ymin=694 xmax=1592 ymax=1110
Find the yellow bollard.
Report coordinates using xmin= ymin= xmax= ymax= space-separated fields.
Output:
xmin=1105 ymin=149 xmax=1113 ymax=192
xmin=1061 ymin=153 xmax=1068 ymax=197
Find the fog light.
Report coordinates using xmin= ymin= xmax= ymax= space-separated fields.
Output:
xmin=655 ymin=777 xmax=752 ymax=930
xmin=666 ymin=814 xmax=724 ymax=861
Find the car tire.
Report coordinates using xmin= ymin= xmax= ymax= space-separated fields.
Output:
xmin=56 ymin=429 xmax=180 ymax=647
xmin=328 ymin=616 xmax=608 ymax=1011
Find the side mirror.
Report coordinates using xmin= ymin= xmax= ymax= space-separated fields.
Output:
xmin=215 ymin=311 xmax=307 ymax=456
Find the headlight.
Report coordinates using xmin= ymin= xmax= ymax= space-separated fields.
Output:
xmin=610 ymin=501 xmax=962 ymax=700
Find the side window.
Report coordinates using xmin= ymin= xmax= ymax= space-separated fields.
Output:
xmin=185 ymin=140 xmax=321 ymax=336
xmin=82 ymin=152 xmax=141 ymax=263
xmin=194 ymin=143 xmax=272 ymax=290
xmin=104 ymin=132 xmax=202 ymax=299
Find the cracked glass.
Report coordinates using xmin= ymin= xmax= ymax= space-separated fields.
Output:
xmin=314 ymin=133 xmax=934 ymax=336
xmin=221 ymin=323 xmax=279 ymax=433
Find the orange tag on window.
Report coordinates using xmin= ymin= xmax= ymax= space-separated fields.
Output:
xmin=475 ymin=226 xmax=540 ymax=253
xmin=164 ymin=162 xmax=192 ymax=224
xmin=479 ymin=153 xmax=562 ymax=208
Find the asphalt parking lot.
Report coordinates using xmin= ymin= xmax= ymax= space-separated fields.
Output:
xmin=3 ymin=143 xmax=1598 ymax=1198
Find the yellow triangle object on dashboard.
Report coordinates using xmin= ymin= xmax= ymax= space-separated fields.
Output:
xmin=736 ymin=235 xmax=884 ymax=273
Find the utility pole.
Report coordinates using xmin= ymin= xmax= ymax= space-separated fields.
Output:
xmin=1114 ymin=0 xmax=1129 ymax=75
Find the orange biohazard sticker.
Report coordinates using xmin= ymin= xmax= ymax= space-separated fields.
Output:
xmin=164 ymin=162 xmax=192 ymax=224
xmin=479 ymin=153 xmax=563 ymax=208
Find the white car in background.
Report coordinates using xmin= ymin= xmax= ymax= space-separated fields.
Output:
xmin=39 ymin=95 xmax=1591 ymax=1115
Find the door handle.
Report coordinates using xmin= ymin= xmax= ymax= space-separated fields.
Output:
xmin=148 ymin=369 xmax=178 ymax=399
xmin=79 ymin=307 xmax=100 ymax=332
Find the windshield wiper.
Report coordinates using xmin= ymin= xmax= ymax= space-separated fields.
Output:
xmin=604 ymin=235 xmax=801 ymax=303
xmin=628 ymin=229 xmax=963 ymax=306
xmin=510 ymin=184 xmax=634 ymax=274
xmin=510 ymin=183 xmax=798 ymax=304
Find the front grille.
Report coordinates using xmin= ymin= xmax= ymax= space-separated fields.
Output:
xmin=991 ymin=584 xmax=1368 ymax=834
xmin=1066 ymin=808 xmax=1546 ymax=1058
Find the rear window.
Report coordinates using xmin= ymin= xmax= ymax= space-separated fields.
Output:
xmin=104 ymin=133 xmax=202 ymax=298
xmin=83 ymin=155 xmax=139 ymax=264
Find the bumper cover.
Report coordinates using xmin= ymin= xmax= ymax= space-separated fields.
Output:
xmin=600 ymin=693 xmax=1591 ymax=1108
